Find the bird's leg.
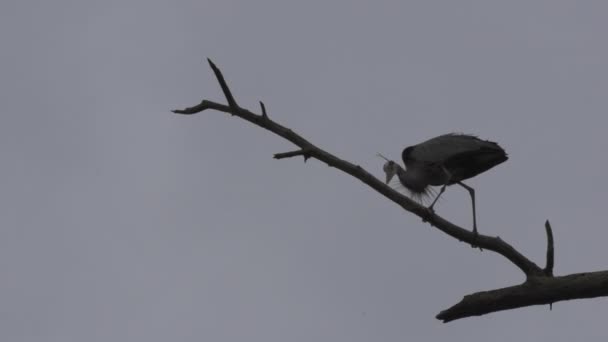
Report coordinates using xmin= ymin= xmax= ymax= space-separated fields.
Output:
xmin=428 ymin=185 xmax=446 ymax=211
xmin=456 ymin=182 xmax=476 ymax=234
xmin=456 ymin=181 xmax=482 ymax=250
xmin=428 ymin=167 xmax=452 ymax=211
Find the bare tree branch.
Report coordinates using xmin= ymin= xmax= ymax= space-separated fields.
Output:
xmin=173 ymin=59 xmax=608 ymax=322
xmin=172 ymin=100 xmax=230 ymax=115
xmin=544 ymin=220 xmax=555 ymax=276
xmin=437 ymin=271 xmax=608 ymax=322
xmin=259 ymin=101 xmax=268 ymax=119
xmin=207 ymin=58 xmax=239 ymax=111
xmin=274 ymin=149 xmax=313 ymax=161
xmin=545 ymin=221 xmax=556 ymax=307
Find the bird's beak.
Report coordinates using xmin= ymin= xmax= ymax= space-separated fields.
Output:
xmin=385 ymin=172 xmax=394 ymax=184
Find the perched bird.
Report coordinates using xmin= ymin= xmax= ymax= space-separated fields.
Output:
xmin=380 ymin=133 xmax=508 ymax=235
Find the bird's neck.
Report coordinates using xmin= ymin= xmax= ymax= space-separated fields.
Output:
xmin=398 ymin=167 xmax=430 ymax=194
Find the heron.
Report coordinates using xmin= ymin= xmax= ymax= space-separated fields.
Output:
xmin=380 ymin=133 xmax=508 ymax=235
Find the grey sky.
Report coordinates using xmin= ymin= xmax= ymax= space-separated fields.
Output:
xmin=2 ymin=0 xmax=608 ymax=341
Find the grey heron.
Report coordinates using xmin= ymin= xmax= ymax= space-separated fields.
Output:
xmin=381 ymin=133 xmax=507 ymax=235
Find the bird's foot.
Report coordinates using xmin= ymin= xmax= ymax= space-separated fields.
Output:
xmin=421 ymin=207 xmax=435 ymax=224
xmin=470 ymin=229 xmax=483 ymax=251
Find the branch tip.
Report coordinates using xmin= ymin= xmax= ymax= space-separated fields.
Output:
xmin=171 ymin=100 xmax=230 ymax=115
xmin=207 ymin=58 xmax=239 ymax=111
xmin=206 ymin=57 xmax=217 ymax=70
xmin=544 ymin=220 xmax=555 ymax=276
xmin=260 ymin=101 xmax=268 ymax=118
xmin=274 ymin=149 xmax=312 ymax=161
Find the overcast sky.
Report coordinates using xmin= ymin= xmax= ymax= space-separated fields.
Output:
xmin=2 ymin=1 xmax=608 ymax=341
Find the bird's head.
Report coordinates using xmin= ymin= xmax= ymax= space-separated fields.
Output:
xmin=382 ymin=160 xmax=401 ymax=184
xmin=377 ymin=153 xmax=401 ymax=184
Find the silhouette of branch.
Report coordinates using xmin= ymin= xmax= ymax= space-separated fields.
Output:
xmin=172 ymin=59 xmax=608 ymax=322
xmin=207 ymin=58 xmax=239 ymax=111
xmin=259 ymin=101 xmax=268 ymax=119
xmin=437 ymin=271 xmax=608 ymax=322
xmin=544 ymin=220 xmax=555 ymax=276
xmin=274 ymin=149 xmax=313 ymax=161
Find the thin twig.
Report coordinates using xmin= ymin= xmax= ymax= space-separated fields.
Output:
xmin=260 ymin=101 xmax=268 ymax=119
xmin=172 ymin=100 xmax=230 ymax=115
xmin=207 ymin=58 xmax=239 ymax=112
xmin=274 ymin=149 xmax=312 ymax=161
xmin=544 ymin=220 xmax=555 ymax=276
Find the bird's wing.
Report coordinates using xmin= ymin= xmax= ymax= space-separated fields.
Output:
xmin=407 ymin=133 xmax=500 ymax=164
